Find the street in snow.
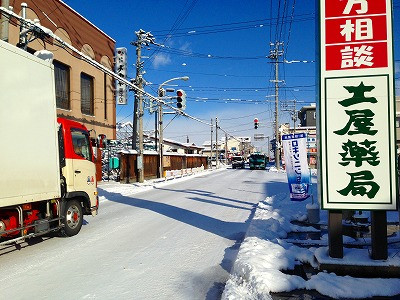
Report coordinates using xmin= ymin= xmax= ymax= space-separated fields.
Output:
xmin=0 ymin=167 xmax=399 ymax=299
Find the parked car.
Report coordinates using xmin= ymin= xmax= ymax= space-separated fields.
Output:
xmin=231 ymin=155 xmax=245 ymax=169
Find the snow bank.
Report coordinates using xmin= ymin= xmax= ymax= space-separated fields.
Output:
xmin=306 ymin=273 xmax=400 ymax=299
xmin=222 ymin=173 xmax=400 ymax=299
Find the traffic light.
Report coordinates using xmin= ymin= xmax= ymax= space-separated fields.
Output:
xmin=254 ymin=118 xmax=259 ymax=129
xmin=149 ymin=99 xmax=156 ymax=114
xmin=176 ymin=89 xmax=186 ymax=110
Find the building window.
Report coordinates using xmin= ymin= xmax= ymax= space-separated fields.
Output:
xmin=54 ymin=61 xmax=70 ymax=110
xmin=396 ymin=117 xmax=400 ymax=128
xmin=81 ymin=73 xmax=94 ymax=115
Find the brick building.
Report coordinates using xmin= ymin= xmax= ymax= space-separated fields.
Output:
xmin=0 ymin=0 xmax=116 ymax=138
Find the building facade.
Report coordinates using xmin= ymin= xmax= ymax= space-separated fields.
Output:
xmin=298 ymin=104 xmax=316 ymax=127
xmin=0 ymin=0 xmax=116 ymax=138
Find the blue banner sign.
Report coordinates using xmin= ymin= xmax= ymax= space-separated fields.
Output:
xmin=282 ymin=133 xmax=310 ymax=201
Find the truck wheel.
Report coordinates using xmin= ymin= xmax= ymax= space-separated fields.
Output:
xmin=60 ymin=199 xmax=83 ymax=237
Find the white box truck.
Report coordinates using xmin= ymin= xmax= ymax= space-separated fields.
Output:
xmin=0 ymin=39 xmax=98 ymax=245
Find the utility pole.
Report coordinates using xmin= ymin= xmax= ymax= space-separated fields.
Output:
xmin=268 ymin=41 xmax=284 ymax=170
xmin=158 ymin=96 xmax=164 ymax=178
xmin=225 ymin=132 xmax=228 ymax=164
xmin=136 ymin=40 xmax=144 ymax=182
xmin=131 ymin=29 xmax=156 ymax=183
xmin=210 ymin=118 xmax=213 ymax=169
xmin=215 ymin=117 xmax=219 ymax=168
xmin=0 ymin=0 xmax=10 ymax=42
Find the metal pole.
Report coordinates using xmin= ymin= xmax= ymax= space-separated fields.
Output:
xmin=216 ymin=117 xmax=219 ymax=168
xmin=19 ymin=2 xmax=27 ymax=49
xmin=274 ymin=43 xmax=280 ymax=170
xmin=210 ymin=118 xmax=213 ymax=169
xmin=225 ymin=132 xmax=228 ymax=164
xmin=107 ymin=143 xmax=110 ymax=181
xmin=154 ymin=108 xmax=158 ymax=153
xmin=156 ymin=77 xmax=189 ymax=176
xmin=159 ymin=103 xmax=164 ymax=178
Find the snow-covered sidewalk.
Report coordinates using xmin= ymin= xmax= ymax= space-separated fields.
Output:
xmin=99 ymin=166 xmax=227 ymax=197
xmin=222 ymin=171 xmax=400 ymax=299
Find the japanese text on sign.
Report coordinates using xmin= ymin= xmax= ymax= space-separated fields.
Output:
xmin=324 ymin=0 xmax=388 ymax=71
xmin=115 ymin=47 xmax=128 ymax=105
xmin=319 ymin=0 xmax=396 ymax=210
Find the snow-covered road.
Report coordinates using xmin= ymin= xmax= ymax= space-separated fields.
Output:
xmin=0 ymin=168 xmax=271 ymax=300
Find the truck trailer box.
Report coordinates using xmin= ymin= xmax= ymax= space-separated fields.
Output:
xmin=0 ymin=40 xmax=61 ymax=207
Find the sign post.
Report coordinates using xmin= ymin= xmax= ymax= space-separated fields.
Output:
xmin=319 ymin=0 xmax=396 ymax=259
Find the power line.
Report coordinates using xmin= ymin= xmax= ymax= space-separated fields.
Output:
xmin=147 ymin=44 xmax=267 ymax=60
xmin=153 ymin=14 xmax=314 ymax=38
xmin=152 ymin=13 xmax=314 ymax=34
xmin=219 ymin=110 xmax=272 ymax=120
xmin=147 ymin=0 xmax=198 ymax=65
xmin=285 ymin=0 xmax=297 ymax=56
xmin=145 ymin=67 xmax=315 ymax=78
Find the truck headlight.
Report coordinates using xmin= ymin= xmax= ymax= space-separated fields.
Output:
xmin=0 ymin=221 xmax=6 ymax=232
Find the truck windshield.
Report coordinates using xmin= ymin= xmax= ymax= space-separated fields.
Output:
xmin=250 ymin=155 xmax=264 ymax=161
xmin=71 ymin=129 xmax=92 ymax=161
xmin=232 ymin=157 xmax=243 ymax=161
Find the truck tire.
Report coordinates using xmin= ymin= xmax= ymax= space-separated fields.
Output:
xmin=60 ymin=199 xmax=83 ymax=237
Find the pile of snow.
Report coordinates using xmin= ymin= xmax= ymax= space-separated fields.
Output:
xmin=222 ymin=174 xmax=400 ymax=299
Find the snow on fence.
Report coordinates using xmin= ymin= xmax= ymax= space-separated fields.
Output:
xmin=163 ymin=166 xmax=205 ymax=180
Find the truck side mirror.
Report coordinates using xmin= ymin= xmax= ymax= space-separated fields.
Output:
xmin=98 ymin=134 xmax=107 ymax=148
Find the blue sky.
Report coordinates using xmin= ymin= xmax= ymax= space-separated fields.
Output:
xmin=64 ymin=0 xmax=400 ymax=150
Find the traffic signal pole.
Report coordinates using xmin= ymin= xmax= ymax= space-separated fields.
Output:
xmin=157 ymin=77 xmax=189 ymax=178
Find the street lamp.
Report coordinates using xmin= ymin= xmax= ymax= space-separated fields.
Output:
xmin=157 ymin=76 xmax=189 ymax=178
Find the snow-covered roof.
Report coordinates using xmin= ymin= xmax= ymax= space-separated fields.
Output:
xmin=145 ymin=135 xmax=203 ymax=149
xmin=60 ymin=1 xmax=115 ymax=42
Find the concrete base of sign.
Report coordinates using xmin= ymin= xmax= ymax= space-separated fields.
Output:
xmin=307 ymin=205 xmax=320 ymax=224
xmin=314 ymin=247 xmax=400 ymax=278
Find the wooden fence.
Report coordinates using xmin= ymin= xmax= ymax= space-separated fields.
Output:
xmin=119 ymin=153 xmax=208 ymax=182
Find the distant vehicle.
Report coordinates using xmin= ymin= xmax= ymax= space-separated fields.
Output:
xmin=210 ymin=157 xmax=217 ymax=167
xmin=231 ymin=156 xmax=245 ymax=169
xmin=249 ymin=153 xmax=266 ymax=170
